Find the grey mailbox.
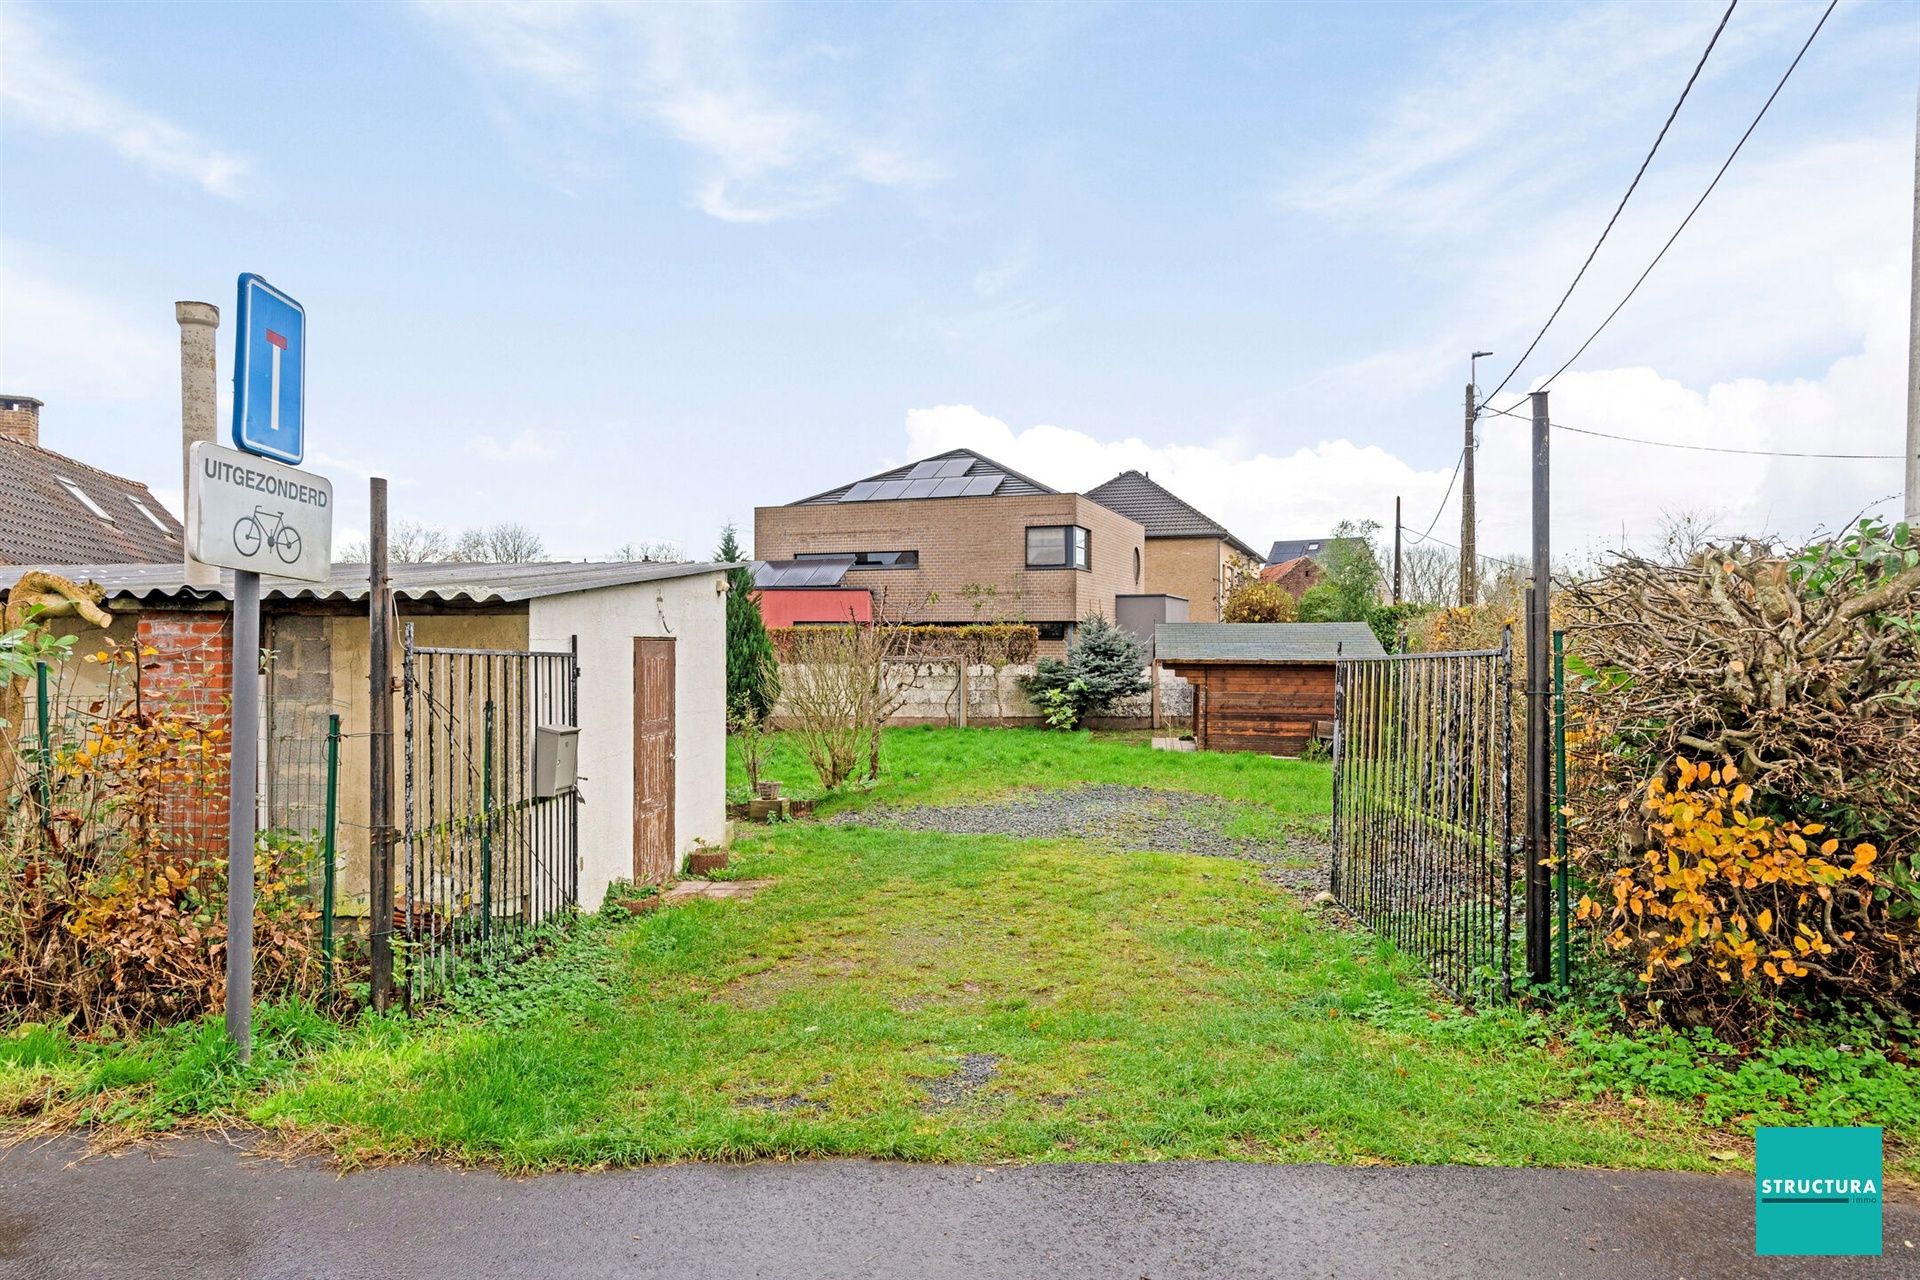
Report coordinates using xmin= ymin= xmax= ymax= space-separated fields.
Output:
xmin=532 ymin=724 xmax=580 ymax=798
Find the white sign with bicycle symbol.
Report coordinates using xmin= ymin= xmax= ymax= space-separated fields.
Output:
xmin=185 ymin=441 xmax=333 ymax=583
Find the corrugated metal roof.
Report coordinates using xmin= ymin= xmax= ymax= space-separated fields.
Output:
xmin=2 ymin=559 xmax=734 ymax=606
xmin=1154 ymin=621 xmax=1385 ymax=663
xmin=1085 ymin=470 xmax=1260 ymax=559
xmin=1 ymin=436 xmax=185 ymax=564
xmin=790 ymin=448 xmax=1056 ymax=505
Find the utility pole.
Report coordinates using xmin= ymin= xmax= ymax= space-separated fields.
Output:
xmin=1906 ymin=84 xmax=1918 ymax=521
xmin=1392 ymin=495 xmax=1403 ymax=605
xmin=368 ymin=478 xmax=396 ymax=1011
xmin=1462 ymin=351 xmax=1491 ymax=605
xmin=1525 ymin=390 xmax=1553 ymax=987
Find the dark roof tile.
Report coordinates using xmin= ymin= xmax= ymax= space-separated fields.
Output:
xmin=1086 ymin=470 xmax=1259 ymax=559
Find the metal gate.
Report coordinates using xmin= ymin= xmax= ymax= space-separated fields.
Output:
xmin=1330 ymin=633 xmax=1515 ymax=1000
xmin=401 ymin=626 xmax=579 ymax=1002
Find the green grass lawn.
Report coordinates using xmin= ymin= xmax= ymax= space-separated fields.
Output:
xmin=4 ymin=727 xmax=1914 ymax=1174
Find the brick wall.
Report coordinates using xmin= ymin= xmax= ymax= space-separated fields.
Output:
xmin=135 ymin=608 xmax=233 ymax=856
xmin=754 ymin=493 xmax=1147 ymax=650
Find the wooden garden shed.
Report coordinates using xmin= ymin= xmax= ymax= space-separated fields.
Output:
xmin=1154 ymin=621 xmax=1385 ymax=755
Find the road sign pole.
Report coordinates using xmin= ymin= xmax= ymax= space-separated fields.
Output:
xmin=225 ymin=567 xmax=260 ymax=1060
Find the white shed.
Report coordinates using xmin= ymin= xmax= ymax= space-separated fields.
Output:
xmin=10 ymin=559 xmax=735 ymax=913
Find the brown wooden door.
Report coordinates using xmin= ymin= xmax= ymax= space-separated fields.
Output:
xmin=632 ymin=637 xmax=676 ymax=883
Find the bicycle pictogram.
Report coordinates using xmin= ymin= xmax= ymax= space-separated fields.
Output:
xmin=232 ymin=507 xmax=304 ymax=565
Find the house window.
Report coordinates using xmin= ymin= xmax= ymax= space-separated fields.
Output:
xmin=1026 ymin=525 xmax=1090 ymax=570
xmin=1034 ymin=621 xmax=1069 ymax=640
xmin=55 ymin=477 xmax=114 ymax=524
xmin=793 ymin=550 xmax=920 ymax=569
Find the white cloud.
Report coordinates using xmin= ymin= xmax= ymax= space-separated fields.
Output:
xmin=467 ymin=430 xmax=559 ymax=464
xmin=901 ymin=278 xmax=1909 ymax=569
xmin=416 ymin=0 xmax=938 ymax=221
xmin=0 ymin=5 xmax=253 ymax=198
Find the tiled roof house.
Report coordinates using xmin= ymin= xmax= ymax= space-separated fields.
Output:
xmin=0 ymin=395 xmax=183 ymax=565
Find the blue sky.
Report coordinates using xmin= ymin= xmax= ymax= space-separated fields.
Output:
xmin=2 ymin=0 xmax=1915 ymax=561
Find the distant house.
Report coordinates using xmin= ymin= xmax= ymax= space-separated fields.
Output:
xmin=1086 ymin=470 xmax=1262 ymax=623
xmin=1155 ymin=621 xmax=1384 ymax=755
xmin=0 ymin=395 xmax=184 ymax=565
xmin=1264 ymin=536 xmax=1366 ymax=567
xmin=754 ymin=448 xmax=1162 ymax=654
xmin=1259 ymin=555 xmax=1325 ymax=599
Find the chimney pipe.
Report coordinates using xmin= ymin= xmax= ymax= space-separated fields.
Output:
xmin=177 ymin=301 xmax=220 ymax=588
xmin=0 ymin=394 xmax=43 ymax=448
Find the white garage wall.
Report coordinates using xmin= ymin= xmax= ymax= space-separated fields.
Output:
xmin=528 ymin=570 xmax=730 ymax=909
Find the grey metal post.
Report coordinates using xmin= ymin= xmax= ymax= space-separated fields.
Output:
xmin=1460 ymin=383 xmax=1477 ymax=605
xmin=225 ymin=568 xmax=259 ymax=1058
xmin=368 ymin=478 xmax=395 ymax=1010
xmin=176 ymin=302 xmax=220 ymax=588
xmin=1392 ymin=495 xmax=1402 ymax=605
xmin=1905 ymin=84 xmax=1919 ymax=521
xmin=1524 ymin=391 xmax=1553 ymax=986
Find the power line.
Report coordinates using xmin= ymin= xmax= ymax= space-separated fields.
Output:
xmin=1476 ymin=0 xmax=1738 ymax=411
xmin=1415 ymin=448 xmax=1466 ymax=540
xmin=1481 ymin=401 xmax=1898 ymax=459
xmin=1492 ymin=0 xmax=1840 ymax=415
xmin=1400 ymin=524 xmax=1528 ymax=571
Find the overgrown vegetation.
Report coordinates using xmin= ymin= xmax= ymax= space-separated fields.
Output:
xmin=1 ymin=635 xmax=326 ymax=1034
xmin=1564 ymin=520 xmax=1920 ymax=1028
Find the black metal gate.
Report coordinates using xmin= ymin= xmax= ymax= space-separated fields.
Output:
xmin=401 ymin=626 xmax=579 ymax=1002
xmin=1331 ymin=634 xmax=1515 ymax=1000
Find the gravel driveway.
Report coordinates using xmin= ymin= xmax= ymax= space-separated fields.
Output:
xmin=833 ymin=784 xmax=1331 ymax=895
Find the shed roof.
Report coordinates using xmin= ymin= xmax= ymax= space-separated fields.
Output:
xmin=1 ymin=559 xmax=733 ymax=607
xmin=1084 ymin=470 xmax=1260 ymax=560
xmin=0 ymin=435 xmax=185 ymax=564
xmin=1154 ymin=621 xmax=1385 ymax=663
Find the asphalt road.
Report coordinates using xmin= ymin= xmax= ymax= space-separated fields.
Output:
xmin=2 ymin=1136 xmax=1915 ymax=1279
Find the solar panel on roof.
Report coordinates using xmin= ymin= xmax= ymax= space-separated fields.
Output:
xmin=907 ymin=460 xmax=945 ymax=479
xmin=961 ymin=474 xmax=1004 ymax=496
xmin=871 ymin=480 xmax=912 ymax=499
xmin=931 ymin=476 xmax=972 ymax=497
xmin=935 ymin=457 xmax=972 ymax=478
xmin=841 ymin=481 xmax=882 ymax=502
xmin=901 ymin=478 xmax=941 ymax=497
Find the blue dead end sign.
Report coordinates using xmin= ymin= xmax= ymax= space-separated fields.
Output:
xmin=232 ymin=273 xmax=306 ymax=464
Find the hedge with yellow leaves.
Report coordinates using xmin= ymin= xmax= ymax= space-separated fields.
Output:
xmin=1576 ymin=756 xmax=1887 ymax=1007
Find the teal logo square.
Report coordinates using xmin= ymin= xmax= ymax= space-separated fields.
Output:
xmin=1756 ymin=1126 xmax=1882 ymax=1256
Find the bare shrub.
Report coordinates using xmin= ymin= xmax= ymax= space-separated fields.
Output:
xmin=779 ymin=616 xmax=912 ymax=791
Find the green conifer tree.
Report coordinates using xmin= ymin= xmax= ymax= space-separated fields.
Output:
xmin=718 ymin=523 xmax=779 ymax=727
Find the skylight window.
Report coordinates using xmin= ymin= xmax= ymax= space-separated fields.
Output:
xmin=56 ymin=476 xmax=114 ymax=524
xmin=126 ymin=496 xmax=172 ymax=533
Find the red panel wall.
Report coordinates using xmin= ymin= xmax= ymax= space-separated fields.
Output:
xmin=135 ymin=610 xmax=233 ymax=857
xmin=756 ymin=588 xmax=872 ymax=628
